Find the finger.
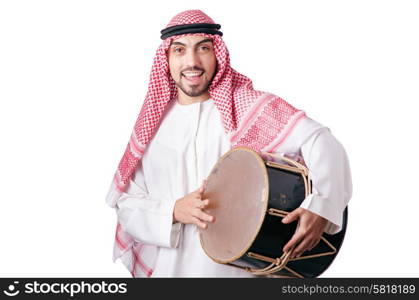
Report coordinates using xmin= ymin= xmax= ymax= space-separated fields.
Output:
xmin=198 ymin=180 xmax=208 ymax=194
xmin=194 ymin=188 xmax=203 ymax=196
xmin=282 ymin=208 xmax=301 ymax=224
xmin=195 ymin=198 xmax=209 ymax=209
xmin=283 ymin=231 xmax=304 ymax=253
xmin=291 ymin=237 xmax=312 ymax=258
xmin=194 ymin=184 xmax=204 ymax=195
xmin=192 ymin=191 xmax=204 ymax=201
xmin=193 ymin=209 xmax=215 ymax=223
xmin=193 ymin=217 xmax=208 ymax=229
xmin=200 ymin=199 xmax=210 ymax=208
xmin=203 ymin=209 xmax=213 ymax=216
xmin=308 ymin=237 xmax=321 ymax=251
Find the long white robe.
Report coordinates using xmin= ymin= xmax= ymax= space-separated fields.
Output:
xmin=115 ymin=98 xmax=352 ymax=277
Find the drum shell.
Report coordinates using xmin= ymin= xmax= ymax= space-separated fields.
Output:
xmin=229 ymin=165 xmax=347 ymax=278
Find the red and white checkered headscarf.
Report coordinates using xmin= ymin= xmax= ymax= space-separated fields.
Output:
xmin=106 ymin=10 xmax=305 ymax=277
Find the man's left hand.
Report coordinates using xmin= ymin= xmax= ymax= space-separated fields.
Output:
xmin=282 ymin=208 xmax=328 ymax=259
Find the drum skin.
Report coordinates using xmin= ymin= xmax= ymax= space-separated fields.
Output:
xmin=199 ymin=147 xmax=348 ymax=278
xmin=199 ymin=148 xmax=269 ymax=264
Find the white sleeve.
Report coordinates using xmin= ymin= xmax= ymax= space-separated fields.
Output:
xmin=115 ymin=165 xmax=182 ymax=248
xmin=299 ymin=128 xmax=353 ymax=234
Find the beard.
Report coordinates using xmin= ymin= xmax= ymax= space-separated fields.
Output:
xmin=176 ymin=79 xmax=211 ymax=97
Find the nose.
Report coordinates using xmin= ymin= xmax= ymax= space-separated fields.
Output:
xmin=183 ymin=49 xmax=201 ymax=68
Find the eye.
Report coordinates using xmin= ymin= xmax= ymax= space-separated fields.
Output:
xmin=172 ymin=47 xmax=184 ymax=54
xmin=199 ymin=45 xmax=211 ymax=51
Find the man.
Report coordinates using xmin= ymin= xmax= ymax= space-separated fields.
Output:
xmin=106 ymin=10 xmax=352 ymax=277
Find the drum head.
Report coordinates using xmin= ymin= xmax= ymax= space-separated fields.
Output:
xmin=199 ymin=147 xmax=269 ymax=263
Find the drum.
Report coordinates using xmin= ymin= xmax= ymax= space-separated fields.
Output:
xmin=199 ymin=147 xmax=348 ymax=278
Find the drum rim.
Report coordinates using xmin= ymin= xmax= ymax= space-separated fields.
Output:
xmin=199 ymin=146 xmax=270 ymax=264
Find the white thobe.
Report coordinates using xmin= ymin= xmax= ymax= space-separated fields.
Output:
xmin=116 ymin=98 xmax=352 ymax=277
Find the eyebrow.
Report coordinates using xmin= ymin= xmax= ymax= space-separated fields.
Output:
xmin=170 ymin=38 xmax=213 ymax=47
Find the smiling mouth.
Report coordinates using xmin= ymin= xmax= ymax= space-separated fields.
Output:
xmin=182 ymin=71 xmax=204 ymax=78
xmin=182 ymin=71 xmax=204 ymax=84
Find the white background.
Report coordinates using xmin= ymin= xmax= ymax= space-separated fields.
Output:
xmin=1 ymin=0 xmax=418 ymax=277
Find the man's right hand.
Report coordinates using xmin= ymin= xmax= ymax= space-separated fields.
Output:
xmin=173 ymin=182 xmax=215 ymax=229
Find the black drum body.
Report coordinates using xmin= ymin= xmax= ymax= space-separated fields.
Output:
xmin=233 ymin=165 xmax=348 ymax=278
xmin=200 ymin=147 xmax=348 ymax=278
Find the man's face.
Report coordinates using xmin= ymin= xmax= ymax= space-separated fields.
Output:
xmin=168 ymin=35 xmax=217 ymax=98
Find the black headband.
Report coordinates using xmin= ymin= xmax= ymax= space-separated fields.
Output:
xmin=160 ymin=23 xmax=223 ymax=40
